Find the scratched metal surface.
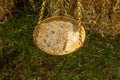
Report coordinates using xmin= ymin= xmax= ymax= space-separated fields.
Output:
xmin=35 ymin=21 xmax=81 ymax=55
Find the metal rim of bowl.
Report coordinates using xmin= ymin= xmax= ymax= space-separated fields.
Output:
xmin=33 ymin=16 xmax=86 ymax=56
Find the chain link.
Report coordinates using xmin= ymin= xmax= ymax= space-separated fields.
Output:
xmin=33 ymin=0 xmax=46 ymax=43
xmin=37 ymin=0 xmax=46 ymax=25
xmin=77 ymin=0 xmax=83 ymax=46
xmin=77 ymin=0 xmax=82 ymax=30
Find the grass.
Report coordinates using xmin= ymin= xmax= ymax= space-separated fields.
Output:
xmin=0 ymin=2 xmax=120 ymax=80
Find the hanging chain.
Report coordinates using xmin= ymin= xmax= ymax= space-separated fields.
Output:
xmin=77 ymin=0 xmax=82 ymax=30
xmin=77 ymin=0 xmax=83 ymax=46
xmin=37 ymin=0 xmax=46 ymax=25
xmin=33 ymin=0 xmax=46 ymax=43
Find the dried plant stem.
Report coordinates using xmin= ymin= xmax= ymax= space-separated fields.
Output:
xmin=29 ymin=0 xmax=35 ymax=11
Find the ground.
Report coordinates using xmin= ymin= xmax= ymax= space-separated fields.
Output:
xmin=0 ymin=2 xmax=120 ymax=80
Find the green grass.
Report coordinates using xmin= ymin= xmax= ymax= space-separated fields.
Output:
xmin=0 ymin=5 xmax=120 ymax=80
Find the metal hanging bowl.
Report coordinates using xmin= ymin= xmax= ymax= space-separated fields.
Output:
xmin=33 ymin=16 xmax=85 ymax=55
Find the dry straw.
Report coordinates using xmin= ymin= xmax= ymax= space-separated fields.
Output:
xmin=1 ymin=0 xmax=119 ymax=36
xmin=47 ymin=0 xmax=120 ymax=36
xmin=0 ymin=0 xmax=15 ymax=24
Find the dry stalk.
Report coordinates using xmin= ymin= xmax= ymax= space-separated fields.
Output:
xmin=0 ymin=0 xmax=15 ymax=24
xmin=46 ymin=0 xmax=120 ymax=36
